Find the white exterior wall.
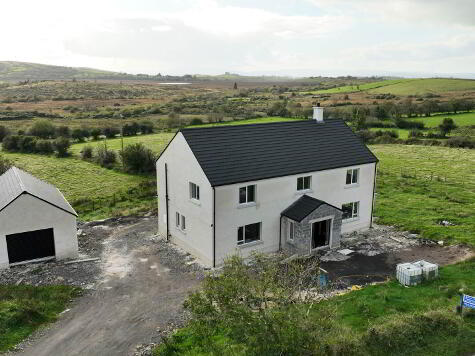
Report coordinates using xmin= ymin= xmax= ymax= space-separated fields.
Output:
xmin=214 ymin=163 xmax=376 ymax=265
xmin=156 ymin=133 xmax=214 ymax=266
xmin=0 ymin=194 xmax=78 ymax=269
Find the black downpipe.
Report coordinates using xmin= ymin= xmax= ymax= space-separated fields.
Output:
xmin=165 ymin=163 xmax=170 ymax=241
xmin=370 ymin=163 xmax=378 ymax=228
xmin=212 ymin=187 xmax=216 ymax=268
xmin=279 ymin=215 xmax=283 ymax=251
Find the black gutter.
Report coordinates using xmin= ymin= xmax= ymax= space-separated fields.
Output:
xmin=212 ymin=187 xmax=216 ymax=268
xmin=370 ymin=162 xmax=378 ymax=228
xmin=165 ymin=163 xmax=170 ymax=241
xmin=279 ymin=215 xmax=282 ymax=251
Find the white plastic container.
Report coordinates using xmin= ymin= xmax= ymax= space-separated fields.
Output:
xmin=396 ymin=263 xmax=423 ymax=286
xmin=413 ymin=260 xmax=438 ymax=280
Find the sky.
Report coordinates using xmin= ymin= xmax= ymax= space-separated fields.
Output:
xmin=1 ymin=0 xmax=474 ymax=77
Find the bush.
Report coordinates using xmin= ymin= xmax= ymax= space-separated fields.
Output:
xmin=408 ymin=130 xmax=424 ymax=138
xmin=80 ymin=145 xmax=94 ymax=159
xmin=119 ymin=143 xmax=157 ymax=173
xmin=2 ymin=135 xmax=20 ymax=151
xmin=35 ymin=139 xmax=55 ymax=154
xmin=189 ymin=118 xmax=204 ymax=126
xmin=29 ymin=120 xmax=56 ymax=139
xmin=71 ymin=128 xmax=90 ymax=142
xmin=18 ymin=136 xmax=38 ymax=153
xmin=444 ymin=136 xmax=475 ymax=149
xmin=439 ymin=118 xmax=457 ymax=137
xmin=0 ymin=154 xmax=12 ymax=174
xmin=91 ymin=128 xmax=102 ymax=140
xmin=54 ymin=137 xmax=71 ymax=157
xmin=103 ymin=126 xmax=120 ymax=139
xmin=139 ymin=120 xmax=154 ymax=134
xmin=0 ymin=125 xmax=10 ymax=142
xmin=57 ymin=126 xmax=70 ymax=138
xmin=96 ymin=144 xmax=117 ymax=168
xmin=395 ymin=118 xmax=425 ymax=130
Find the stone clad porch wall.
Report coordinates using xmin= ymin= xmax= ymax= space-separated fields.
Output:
xmin=282 ymin=204 xmax=342 ymax=255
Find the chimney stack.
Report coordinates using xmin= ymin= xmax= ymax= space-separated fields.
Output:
xmin=313 ymin=103 xmax=324 ymax=123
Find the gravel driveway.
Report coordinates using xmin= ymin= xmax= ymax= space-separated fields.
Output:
xmin=11 ymin=216 xmax=203 ymax=356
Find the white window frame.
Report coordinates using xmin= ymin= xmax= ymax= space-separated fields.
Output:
xmin=176 ymin=212 xmax=186 ymax=232
xmin=342 ymin=201 xmax=359 ymax=221
xmin=288 ymin=221 xmax=295 ymax=242
xmin=175 ymin=212 xmax=180 ymax=227
xmin=189 ymin=182 xmax=200 ymax=201
xmin=346 ymin=168 xmax=359 ymax=186
xmin=297 ymin=176 xmax=312 ymax=192
xmin=238 ymin=184 xmax=256 ymax=205
xmin=237 ymin=222 xmax=261 ymax=246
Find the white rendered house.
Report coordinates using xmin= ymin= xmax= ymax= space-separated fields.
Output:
xmin=0 ymin=167 xmax=78 ymax=269
xmin=157 ymin=106 xmax=378 ymax=267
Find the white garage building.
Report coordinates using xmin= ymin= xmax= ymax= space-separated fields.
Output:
xmin=0 ymin=167 xmax=78 ymax=269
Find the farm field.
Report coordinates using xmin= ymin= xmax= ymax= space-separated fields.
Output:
xmin=309 ymin=78 xmax=475 ymax=95
xmin=371 ymin=144 xmax=475 ymax=245
xmin=413 ymin=111 xmax=475 ymax=128
xmin=369 ymin=127 xmax=410 ymax=139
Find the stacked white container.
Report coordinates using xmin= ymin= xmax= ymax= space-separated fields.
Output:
xmin=396 ymin=262 xmax=423 ymax=286
xmin=413 ymin=260 xmax=438 ymax=280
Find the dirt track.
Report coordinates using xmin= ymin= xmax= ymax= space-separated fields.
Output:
xmin=13 ymin=217 xmax=203 ymax=356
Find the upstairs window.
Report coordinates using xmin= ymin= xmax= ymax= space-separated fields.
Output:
xmin=297 ymin=176 xmax=311 ymax=191
xmin=189 ymin=182 xmax=200 ymax=200
xmin=346 ymin=169 xmax=359 ymax=185
xmin=239 ymin=185 xmax=256 ymax=204
xmin=237 ymin=222 xmax=261 ymax=245
xmin=342 ymin=202 xmax=359 ymax=220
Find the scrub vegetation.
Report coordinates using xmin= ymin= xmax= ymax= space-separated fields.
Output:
xmin=0 ymin=285 xmax=80 ymax=352
xmin=154 ymin=255 xmax=475 ymax=356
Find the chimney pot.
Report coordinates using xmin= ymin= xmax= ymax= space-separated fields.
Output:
xmin=312 ymin=104 xmax=324 ymax=122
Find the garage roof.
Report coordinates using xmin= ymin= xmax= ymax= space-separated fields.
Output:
xmin=0 ymin=167 xmax=77 ymax=216
xmin=180 ymin=119 xmax=378 ymax=186
xmin=281 ymin=195 xmax=342 ymax=223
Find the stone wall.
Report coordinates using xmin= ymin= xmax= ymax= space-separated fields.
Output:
xmin=282 ymin=204 xmax=342 ymax=255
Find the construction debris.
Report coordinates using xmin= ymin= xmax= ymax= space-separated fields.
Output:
xmin=64 ymin=258 xmax=100 ymax=265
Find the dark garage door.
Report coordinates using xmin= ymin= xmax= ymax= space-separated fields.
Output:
xmin=6 ymin=228 xmax=55 ymax=264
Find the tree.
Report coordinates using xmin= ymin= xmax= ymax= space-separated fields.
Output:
xmin=0 ymin=125 xmax=10 ymax=142
xmin=91 ymin=128 xmax=102 ymax=140
xmin=57 ymin=126 xmax=71 ymax=138
xmin=438 ymin=118 xmax=457 ymax=137
xmin=54 ymin=137 xmax=71 ymax=157
xmin=233 ymin=82 xmax=238 ymax=90
xmin=29 ymin=120 xmax=56 ymax=139
xmin=120 ymin=143 xmax=157 ymax=173
xmin=72 ymin=128 xmax=87 ymax=142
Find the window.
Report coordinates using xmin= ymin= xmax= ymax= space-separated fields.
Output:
xmin=176 ymin=212 xmax=186 ymax=231
xmin=288 ymin=222 xmax=294 ymax=241
xmin=237 ymin=222 xmax=261 ymax=245
xmin=342 ymin=202 xmax=359 ymax=220
xmin=346 ymin=169 xmax=359 ymax=185
xmin=189 ymin=182 xmax=200 ymax=200
xmin=239 ymin=185 xmax=256 ymax=204
xmin=297 ymin=176 xmax=311 ymax=191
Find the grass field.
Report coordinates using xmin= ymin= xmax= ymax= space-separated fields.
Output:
xmin=308 ymin=78 xmax=475 ymax=95
xmin=413 ymin=111 xmax=475 ymax=128
xmin=369 ymin=127 xmax=410 ymax=139
xmin=371 ymin=145 xmax=475 ymax=245
xmin=0 ymin=285 xmax=80 ymax=352
xmin=1 ymin=152 xmax=155 ymax=221
xmin=155 ymin=259 xmax=475 ymax=356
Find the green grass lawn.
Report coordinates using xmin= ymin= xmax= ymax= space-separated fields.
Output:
xmin=412 ymin=111 xmax=475 ymax=128
xmin=371 ymin=145 xmax=475 ymax=245
xmin=0 ymin=285 xmax=80 ymax=352
xmin=2 ymin=152 xmax=155 ymax=221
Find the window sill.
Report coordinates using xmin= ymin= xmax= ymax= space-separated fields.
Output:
xmin=237 ymin=240 xmax=263 ymax=249
xmin=295 ymin=189 xmax=313 ymax=195
xmin=189 ymin=198 xmax=201 ymax=206
xmin=237 ymin=202 xmax=256 ymax=209
xmin=175 ymin=227 xmax=187 ymax=234
xmin=342 ymin=217 xmax=360 ymax=224
xmin=344 ymin=183 xmax=360 ymax=189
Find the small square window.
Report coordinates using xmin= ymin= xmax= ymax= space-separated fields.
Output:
xmin=346 ymin=169 xmax=359 ymax=185
xmin=342 ymin=202 xmax=359 ymax=220
xmin=190 ymin=182 xmax=200 ymax=200
xmin=297 ymin=176 xmax=311 ymax=191
xmin=237 ymin=223 xmax=261 ymax=245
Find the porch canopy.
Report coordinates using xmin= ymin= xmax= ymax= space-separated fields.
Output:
xmin=281 ymin=195 xmax=342 ymax=222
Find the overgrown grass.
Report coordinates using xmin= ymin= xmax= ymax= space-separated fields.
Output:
xmin=155 ymin=259 xmax=475 ymax=356
xmin=371 ymin=145 xmax=475 ymax=245
xmin=305 ymin=79 xmax=412 ymax=94
xmin=0 ymin=285 xmax=80 ymax=352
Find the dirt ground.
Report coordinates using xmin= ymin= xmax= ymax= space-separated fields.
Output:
xmin=320 ymin=224 xmax=474 ymax=287
xmin=7 ymin=216 xmax=204 ymax=356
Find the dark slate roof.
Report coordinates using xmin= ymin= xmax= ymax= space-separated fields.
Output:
xmin=180 ymin=119 xmax=378 ymax=186
xmin=0 ymin=167 xmax=77 ymax=216
xmin=281 ymin=195 xmax=342 ymax=222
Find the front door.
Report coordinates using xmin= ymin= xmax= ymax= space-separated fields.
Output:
xmin=312 ymin=219 xmax=331 ymax=249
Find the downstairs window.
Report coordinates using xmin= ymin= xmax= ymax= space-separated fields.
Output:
xmin=237 ymin=222 xmax=261 ymax=245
